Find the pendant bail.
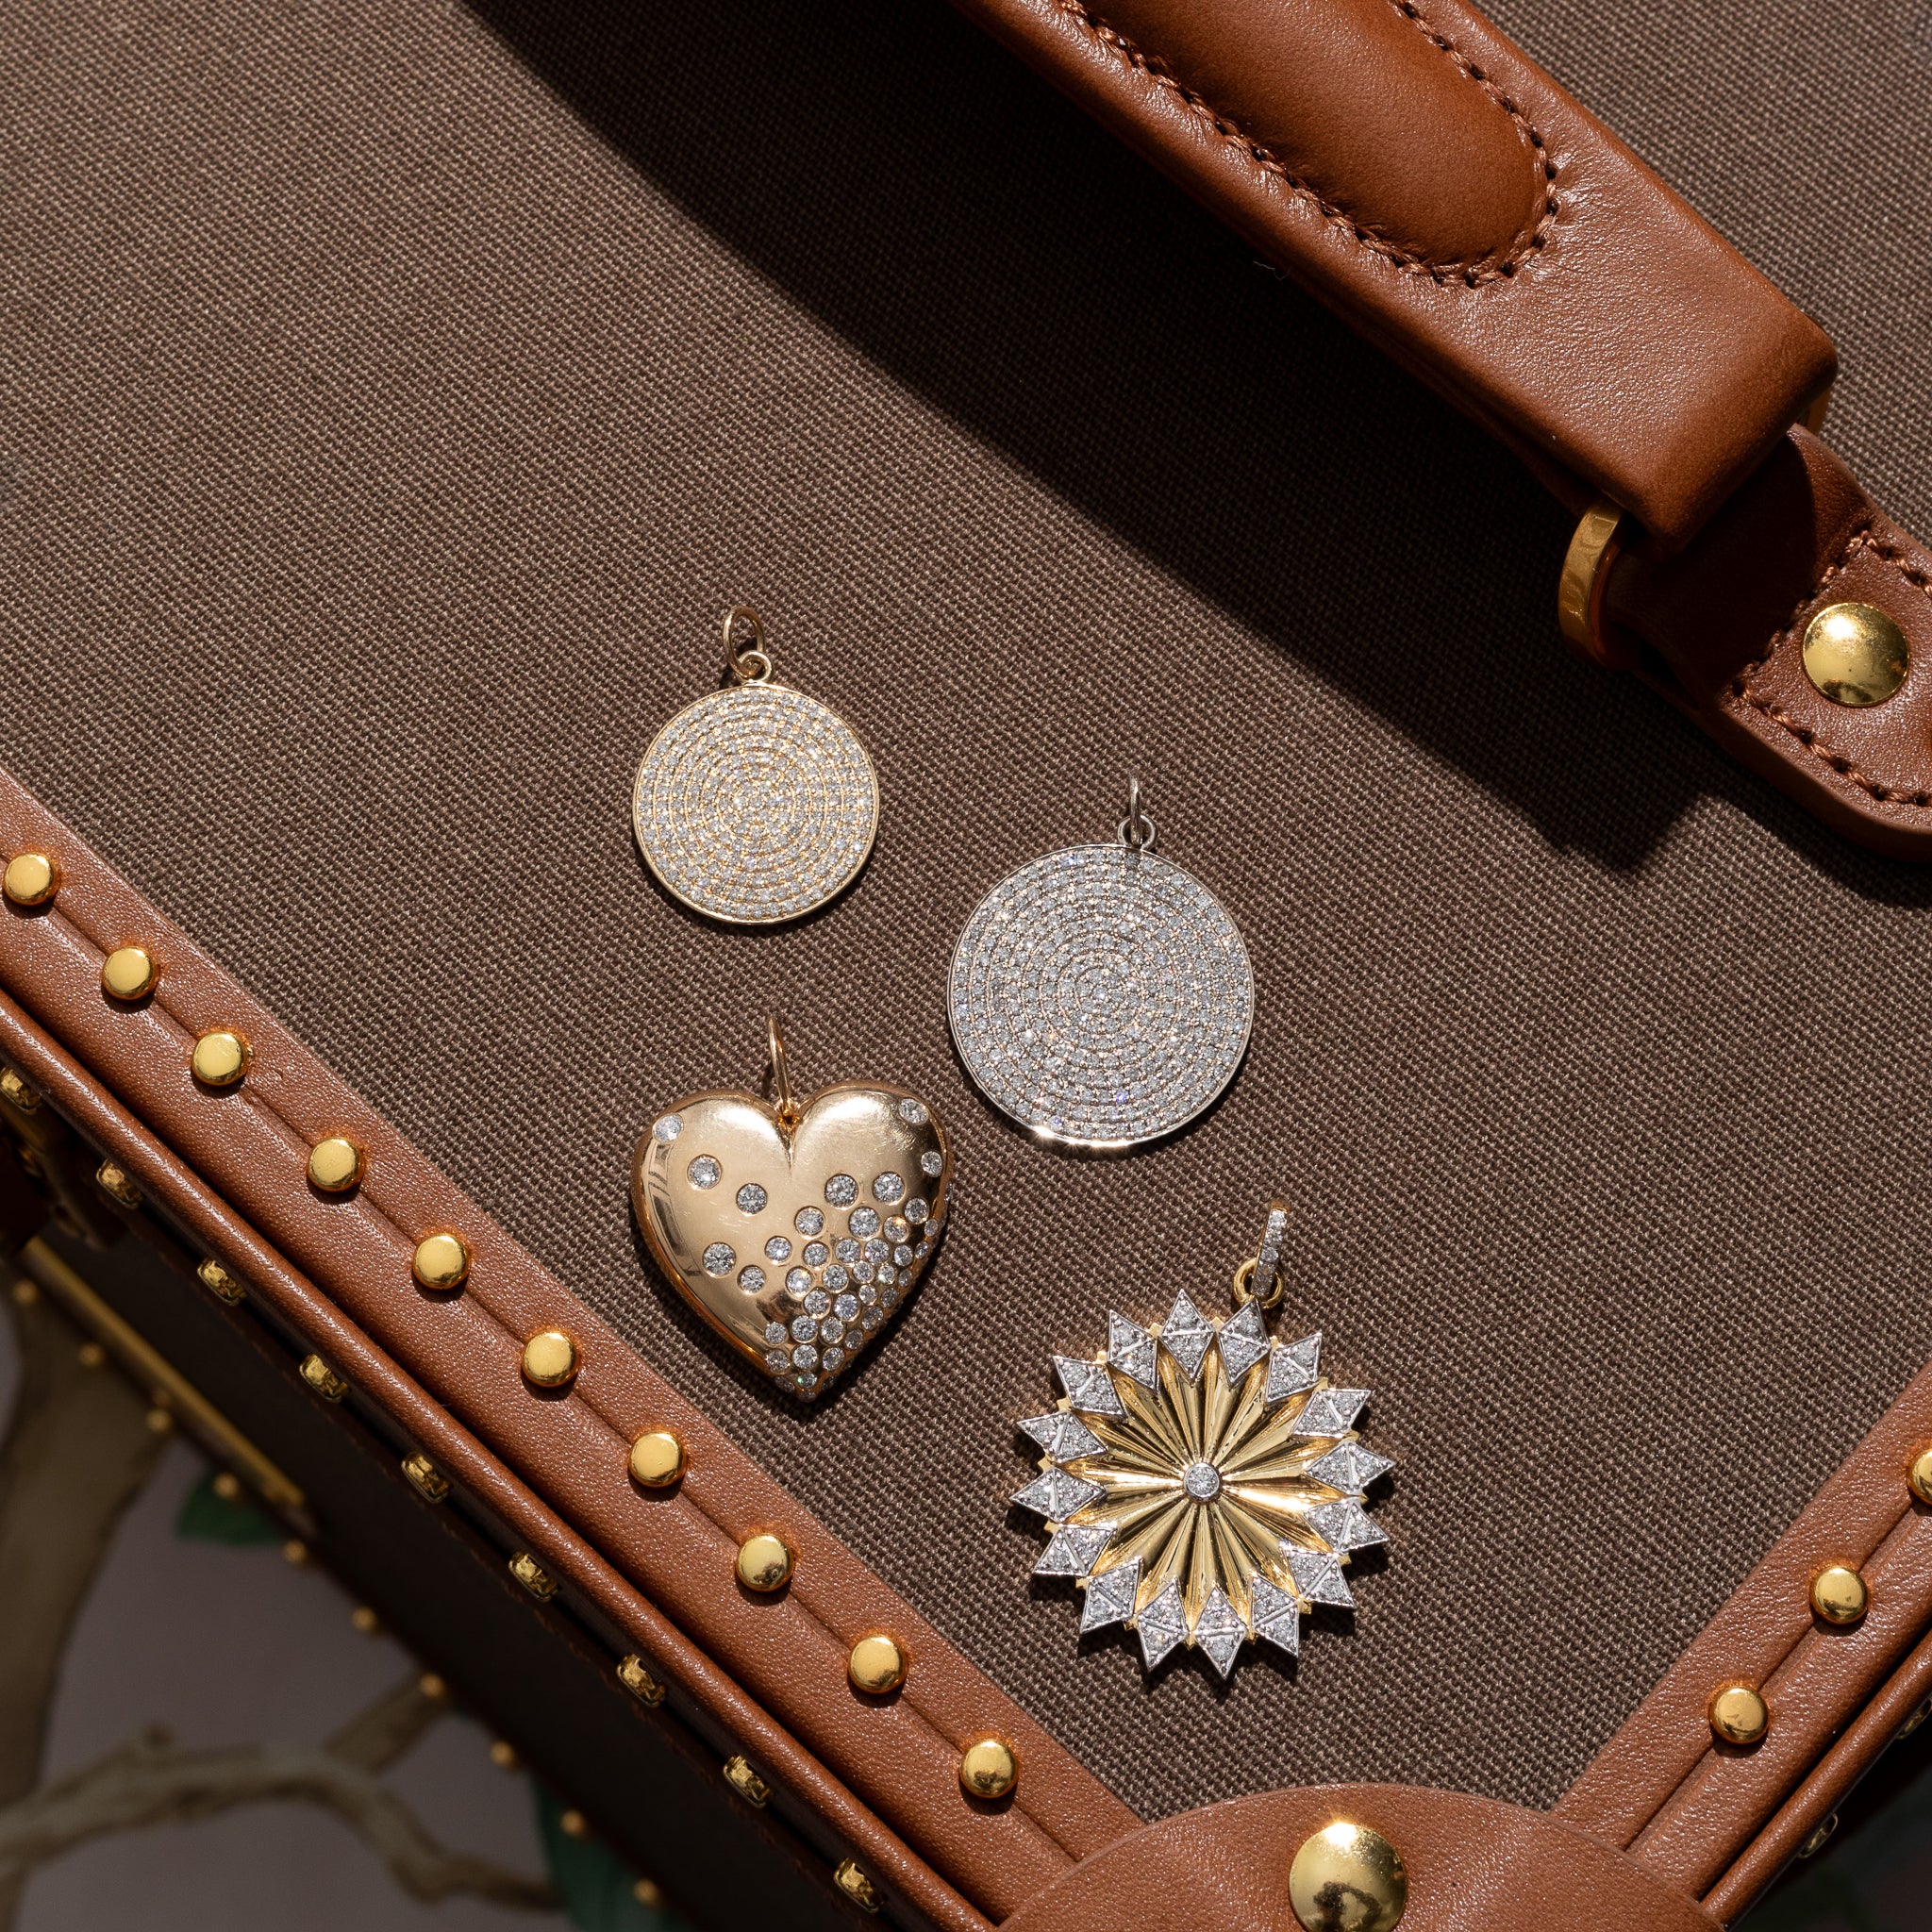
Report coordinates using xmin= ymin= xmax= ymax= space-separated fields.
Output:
xmin=1117 ymin=775 xmax=1157 ymax=854
xmin=723 ymin=605 xmax=774 ymax=685
xmin=767 ymin=1015 xmax=798 ymax=1126
xmin=1231 ymin=1196 xmax=1291 ymax=1310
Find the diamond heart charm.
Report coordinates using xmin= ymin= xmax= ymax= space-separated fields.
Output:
xmin=632 ymin=1022 xmax=953 ymax=1400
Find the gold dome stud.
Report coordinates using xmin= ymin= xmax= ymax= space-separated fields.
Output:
xmin=1709 ymin=1683 xmax=1770 ymax=1747
xmin=307 ymin=1137 xmax=364 ymax=1192
xmin=1909 ymin=1445 xmax=1932 ymax=1507
xmin=412 ymin=1232 xmax=471 ymax=1291
xmin=101 ymin=945 xmax=158 ymax=1001
xmin=628 ymin=1429 xmax=686 ymax=1488
xmin=1811 ymin=1565 xmax=1869 ymax=1626
xmin=3 ymin=853 xmax=58 ymax=907
xmin=1803 ymin=601 xmax=1909 ymax=706
xmin=1289 ymin=1821 xmax=1408 ymax=1932
xmin=522 ymin=1329 xmax=578 ymax=1389
xmin=736 ymin=1531 xmax=793 ymax=1592
xmin=191 ymin=1028 xmax=250 ymax=1088
xmin=958 ymin=1737 xmax=1018 ymax=1801
xmin=847 ymin=1634 xmax=908 ymax=1695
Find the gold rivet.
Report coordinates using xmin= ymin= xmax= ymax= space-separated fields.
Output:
xmin=628 ymin=1429 xmax=686 ymax=1488
xmin=832 ymin=1859 xmax=881 ymax=1914
xmin=1709 ymin=1683 xmax=1770 ymax=1747
xmin=350 ymin=1605 xmax=381 ymax=1635
xmin=419 ymin=1672 xmax=449 ymax=1703
xmin=3 ymin=852 xmax=58 ymax=906
xmin=632 ymin=1879 xmax=664 ymax=1909
xmin=101 ymin=945 xmax=158 ymax=1001
xmin=558 ymin=1808 xmax=590 ymax=1840
xmin=9 ymin=1279 xmax=37 ymax=1307
xmin=1797 ymin=1812 xmax=1840 ymax=1859
xmin=736 ymin=1531 xmax=792 ymax=1592
xmin=96 ymin=1160 xmax=142 ymax=1208
xmin=401 ymin=1451 xmax=450 ymax=1503
xmin=958 ymin=1737 xmax=1018 ymax=1801
xmin=191 ymin=1029 xmax=250 ymax=1087
xmin=412 ymin=1232 xmax=470 ymax=1291
xmin=299 ymin=1353 xmax=347 ymax=1402
xmin=211 ymin=1471 xmax=242 ymax=1502
xmin=722 ymin=1755 xmax=770 ymax=1807
xmin=617 ymin=1654 xmax=668 ymax=1707
xmin=1289 ymin=1821 xmax=1408 ymax=1932
xmin=0 ymin=1067 xmax=40 ymax=1112
xmin=1811 ymin=1565 xmax=1869 ymax=1626
xmin=509 ymin=1549 xmax=558 ymax=1600
xmin=282 ymin=1538 xmax=311 ymax=1567
xmin=1803 ymin=601 xmax=1909 ymax=706
xmin=522 ymin=1329 xmax=578 ymax=1389
xmin=145 ymin=1406 xmax=174 ymax=1435
xmin=489 ymin=1739 xmax=520 ymax=1771
xmin=847 ymin=1634 xmax=908 ymax=1695
xmin=307 ymin=1137 xmax=364 ymax=1192
xmin=1908 ymin=1444 xmax=1932 ymax=1507
xmin=76 ymin=1341 xmax=106 ymax=1369
xmin=197 ymin=1257 xmax=245 ymax=1303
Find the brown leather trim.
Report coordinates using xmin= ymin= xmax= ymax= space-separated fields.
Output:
xmin=1555 ymin=1341 xmax=1932 ymax=1899
xmin=945 ymin=0 xmax=1834 ymax=547
xmin=1703 ymin=1624 xmax=1932 ymax=1923
xmin=1604 ymin=427 xmax=1932 ymax=859
xmin=0 ymin=981 xmax=989 ymax=1932
xmin=1000 ymin=1785 xmax=1722 ymax=1930
xmin=0 ymin=765 xmax=1140 ymax=1923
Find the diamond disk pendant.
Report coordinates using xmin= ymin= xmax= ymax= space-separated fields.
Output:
xmin=633 ymin=1020 xmax=951 ymax=1401
xmin=1012 ymin=1200 xmax=1392 ymax=1680
xmin=948 ymin=779 xmax=1253 ymax=1150
xmin=633 ymin=607 xmax=879 ymax=926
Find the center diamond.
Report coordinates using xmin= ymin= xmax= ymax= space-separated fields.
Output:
xmin=1181 ymin=1459 xmax=1222 ymax=1502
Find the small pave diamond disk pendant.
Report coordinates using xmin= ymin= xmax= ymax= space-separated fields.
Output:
xmin=633 ymin=1019 xmax=952 ymax=1401
xmin=949 ymin=778 xmax=1254 ymax=1151
xmin=632 ymin=607 xmax=879 ymax=926
xmin=1011 ymin=1199 xmax=1393 ymax=1681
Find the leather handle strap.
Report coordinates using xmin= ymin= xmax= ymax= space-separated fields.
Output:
xmin=945 ymin=0 xmax=1834 ymax=549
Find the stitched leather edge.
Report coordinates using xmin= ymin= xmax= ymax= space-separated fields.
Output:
xmin=1729 ymin=525 xmax=1932 ymax=808
xmin=1056 ymin=0 xmax=1557 ymax=280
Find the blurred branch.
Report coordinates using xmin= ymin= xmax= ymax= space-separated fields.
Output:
xmin=0 ymin=1277 xmax=170 ymax=1929
xmin=0 ymin=1706 xmax=558 ymax=1910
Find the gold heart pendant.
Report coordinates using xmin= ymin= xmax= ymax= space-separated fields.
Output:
xmin=632 ymin=1021 xmax=953 ymax=1401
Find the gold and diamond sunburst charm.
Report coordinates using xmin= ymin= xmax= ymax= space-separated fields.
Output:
xmin=1012 ymin=1288 xmax=1392 ymax=1679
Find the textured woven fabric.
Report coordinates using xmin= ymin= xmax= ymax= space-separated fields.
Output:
xmin=4 ymin=0 xmax=1932 ymax=1823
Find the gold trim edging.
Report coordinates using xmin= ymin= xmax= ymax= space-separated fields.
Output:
xmin=17 ymin=1235 xmax=308 ymax=1516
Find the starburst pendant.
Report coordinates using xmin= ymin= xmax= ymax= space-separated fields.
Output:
xmin=1012 ymin=1283 xmax=1393 ymax=1680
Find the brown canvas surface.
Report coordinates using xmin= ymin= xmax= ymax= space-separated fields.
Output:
xmin=4 ymin=0 xmax=1932 ymax=1824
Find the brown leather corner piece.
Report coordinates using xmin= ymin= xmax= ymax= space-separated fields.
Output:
xmin=944 ymin=0 xmax=1834 ymax=547
xmin=1555 ymin=1339 xmax=1932 ymax=1897
xmin=0 ymin=766 xmax=1141 ymax=1924
xmin=1000 ymin=1785 xmax=1721 ymax=1930
xmin=1604 ymin=427 xmax=1932 ymax=858
xmin=1703 ymin=1623 xmax=1932 ymax=1924
xmin=0 ymin=985 xmax=991 ymax=1932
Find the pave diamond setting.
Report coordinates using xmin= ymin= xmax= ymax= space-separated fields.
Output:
xmin=633 ymin=681 xmax=878 ymax=926
xmin=1013 ymin=1290 xmax=1391 ymax=1681
xmin=947 ymin=841 xmax=1254 ymax=1150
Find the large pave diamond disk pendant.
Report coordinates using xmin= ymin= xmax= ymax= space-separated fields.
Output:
xmin=1011 ymin=1206 xmax=1391 ymax=1680
xmin=633 ymin=1022 xmax=951 ymax=1401
xmin=948 ymin=780 xmax=1252 ymax=1150
xmin=632 ymin=608 xmax=878 ymax=927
